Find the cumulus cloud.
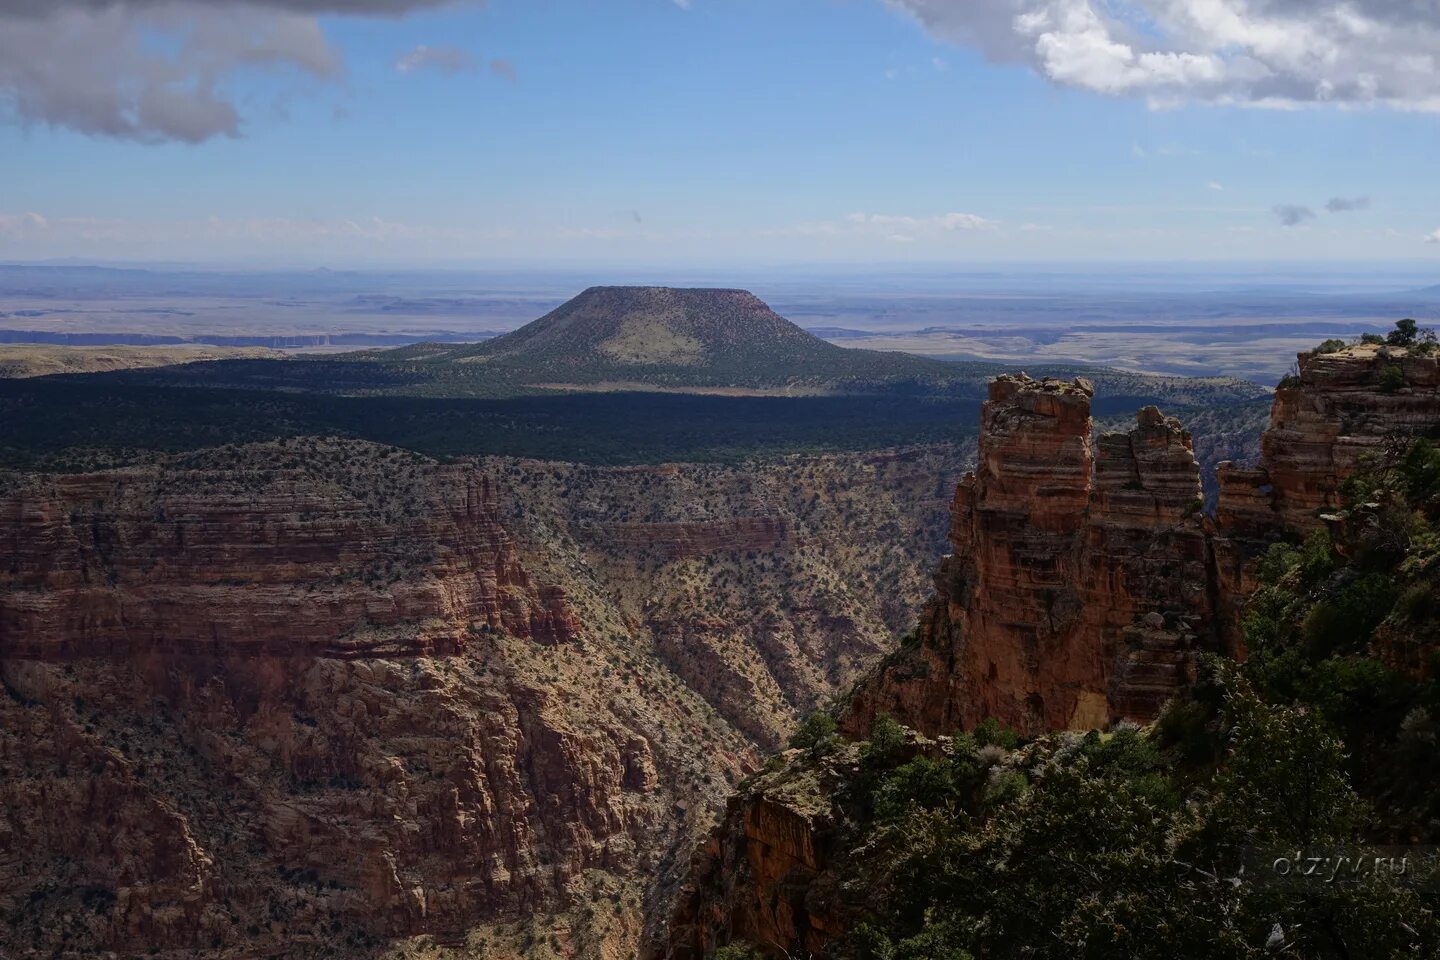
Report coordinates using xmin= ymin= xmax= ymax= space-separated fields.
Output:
xmin=1325 ymin=196 xmax=1371 ymax=213
xmin=395 ymin=44 xmax=476 ymax=75
xmin=886 ymin=0 xmax=1440 ymax=110
xmin=0 ymin=0 xmax=456 ymax=142
xmin=1273 ymin=204 xmax=1316 ymax=227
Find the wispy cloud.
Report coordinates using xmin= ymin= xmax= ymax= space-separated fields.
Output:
xmin=395 ymin=45 xmax=477 ymax=76
xmin=1273 ymin=204 xmax=1316 ymax=227
xmin=1325 ymin=196 xmax=1371 ymax=213
xmin=1426 ymin=228 xmax=1440 ymax=245
xmin=1207 ymin=182 xmax=1224 ymax=192
xmin=0 ymin=210 xmax=516 ymax=246
xmin=769 ymin=210 xmax=998 ymax=244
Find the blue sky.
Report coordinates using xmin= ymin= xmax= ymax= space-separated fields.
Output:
xmin=3 ymin=0 xmax=1440 ymax=265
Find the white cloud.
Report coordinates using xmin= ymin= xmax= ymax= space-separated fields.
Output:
xmin=395 ymin=44 xmax=476 ymax=76
xmin=1427 ymin=229 xmax=1440 ymax=245
xmin=886 ymin=0 xmax=1440 ymax=110
xmin=1207 ymin=181 xmax=1225 ymax=191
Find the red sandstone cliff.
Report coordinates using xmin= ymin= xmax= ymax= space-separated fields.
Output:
xmin=1213 ymin=342 xmax=1440 ymax=644
xmin=842 ymin=375 xmax=1209 ymax=738
xmin=1 ymin=452 xmax=579 ymax=659
xmin=657 ymin=345 xmax=1440 ymax=960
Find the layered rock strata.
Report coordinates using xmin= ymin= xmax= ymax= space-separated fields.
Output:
xmin=1213 ymin=343 xmax=1440 ymax=642
xmin=843 ymin=375 xmax=1210 ymax=737
xmin=0 ymin=437 xmax=969 ymax=959
xmin=1 ymin=453 xmax=579 ymax=658
xmin=658 ymin=346 xmax=1440 ymax=960
xmin=1254 ymin=344 xmax=1440 ymax=532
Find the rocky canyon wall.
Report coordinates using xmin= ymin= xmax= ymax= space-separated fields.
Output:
xmin=0 ymin=437 xmax=968 ymax=959
xmin=842 ymin=374 xmax=1211 ymax=738
xmin=657 ymin=344 xmax=1440 ymax=960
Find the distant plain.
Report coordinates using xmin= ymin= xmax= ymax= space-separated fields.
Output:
xmin=2 ymin=263 xmax=1436 ymax=383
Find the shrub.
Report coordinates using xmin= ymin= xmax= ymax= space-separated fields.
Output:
xmin=862 ymin=714 xmax=907 ymax=769
xmin=1314 ymin=338 xmax=1348 ymax=354
xmin=1301 ymin=572 xmax=1397 ymax=658
xmin=1153 ymin=698 xmax=1220 ymax=765
xmin=1361 ymin=333 xmax=1386 ymax=345
xmin=1213 ymin=673 xmax=1364 ymax=843
xmin=789 ymin=710 xmax=838 ymax=752
xmin=1398 ymin=582 xmax=1434 ymax=621
xmin=972 ymin=716 xmax=1020 ymax=750
xmin=872 ymin=756 xmax=962 ymax=822
xmin=1379 ymin=364 xmax=1406 ymax=393
xmin=1388 ymin=318 xmax=1419 ymax=347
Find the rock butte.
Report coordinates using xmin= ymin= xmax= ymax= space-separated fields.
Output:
xmin=656 ymin=343 xmax=1440 ymax=959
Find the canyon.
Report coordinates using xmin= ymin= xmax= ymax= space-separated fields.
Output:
xmin=659 ymin=341 xmax=1440 ymax=959
xmin=0 ymin=284 xmax=1278 ymax=959
xmin=0 ymin=437 xmax=967 ymax=958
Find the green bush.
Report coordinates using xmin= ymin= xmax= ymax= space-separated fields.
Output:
xmin=872 ymin=756 xmax=974 ymax=822
xmin=1301 ymin=573 xmax=1397 ymax=658
xmin=1399 ymin=582 xmax=1435 ymax=621
xmin=862 ymin=714 xmax=907 ymax=769
xmin=789 ymin=710 xmax=838 ymax=752
xmin=972 ymin=717 xmax=1020 ymax=750
xmin=1379 ymin=365 xmax=1406 ymax=392
xmin=1314 ymin=338 xmax=1348 ymax=354
xmin=713 ymin=942 xmax=765 ymax=960
xmin=1387 ymin=318 xmax=1419 ymax=347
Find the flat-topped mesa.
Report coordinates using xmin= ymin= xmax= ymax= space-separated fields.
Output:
xmin=843 ymin=375 xmax=1211 ymax=738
